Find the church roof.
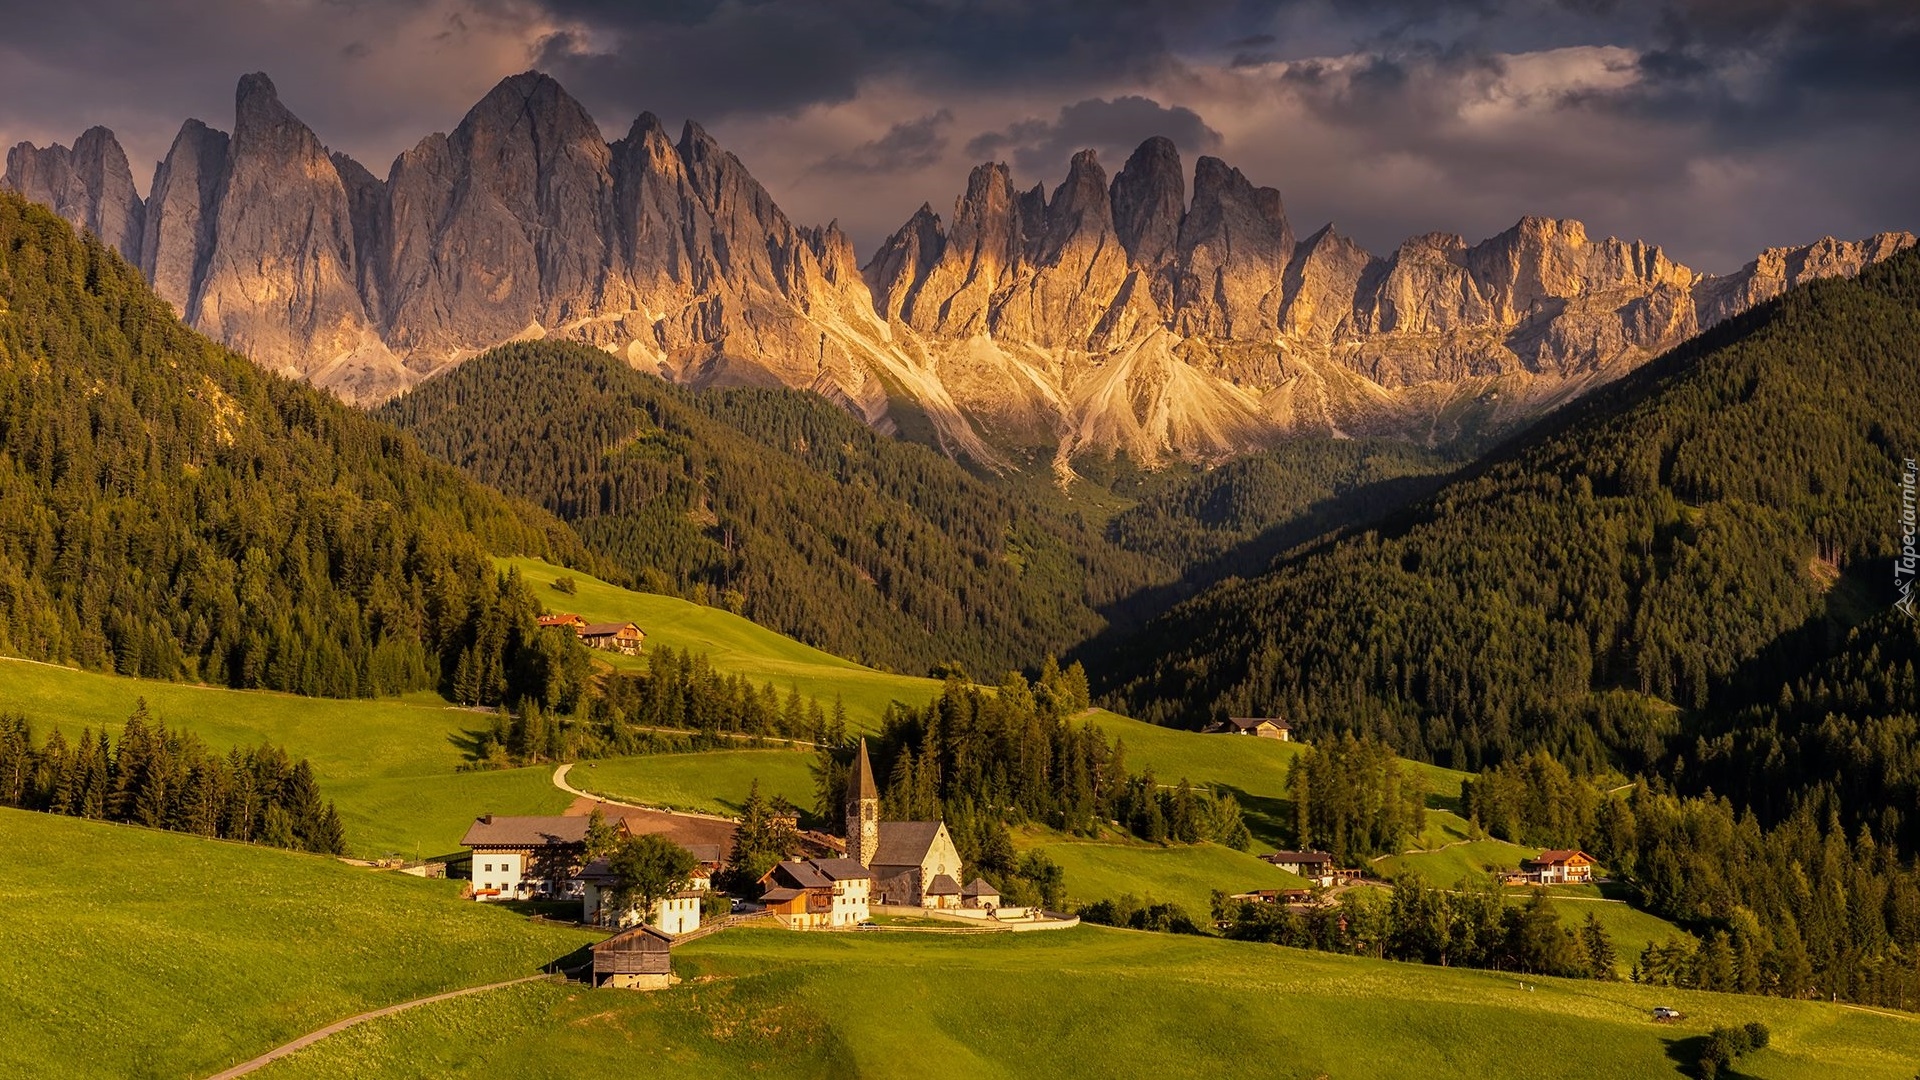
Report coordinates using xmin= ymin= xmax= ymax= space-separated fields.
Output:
xmin=851 ymin=738 xmax=879 ymax=802
xmin=926 ymin=873 xmax=961 ymax=896
xmin=871 ymin=821 xmax=944 ymax=869
xmin=961 ymin=877 xmax=998 ymax=897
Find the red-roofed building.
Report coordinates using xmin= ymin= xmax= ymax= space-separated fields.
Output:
xmin=1518 ymin=849 xmax=1596 ymax=885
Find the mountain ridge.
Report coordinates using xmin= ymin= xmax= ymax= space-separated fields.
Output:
xmin=6 ymin=70 xmax=1911 ymax=469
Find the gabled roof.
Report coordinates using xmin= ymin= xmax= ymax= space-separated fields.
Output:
xmin=461 ymin=815 xmax=591 ymax=848
xmin=760 ymin=886 xmax=805 ymax=903
xmin=961 ymin=877 xmax=999 ymax=897
xmin=1266 ymin=850 xmax=1332 ymax=865
xmin=591 ymin=924 xmax=673 ymax=954
xmin=1226 ymin=716 xmax=1289 ymax=730
xmin=1523 ymin=849 xmax=1592 ymax=867
xmin=684 ymin=844 xmax=724 ymax=866
xmin=810 ymin=857 xmax=873 ymax=881
xmin=766 ymin=859 xmax=833 ymax=890
xmin=872 ymin=821 xmax=944 ymax=868
xmin=926 ymin=873 xmax=960 ymax=896
xmin=579 ymin=622 xmax=642 ymax=637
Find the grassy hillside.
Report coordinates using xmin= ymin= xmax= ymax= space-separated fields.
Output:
xmin=576 ymin=749 xmax=819 ymax=818
xmin=253 ymin=925 xmax=1920 ymax=1080
xmin=0 ymin=809 xmax=596 ymax=1080
xmin=1017 ymin=828 xmax=1309 ymax=916
xmin=0 ymin=658 xmax=569 ymax=857
xmin=503 ymin=555 xmax=942 ymax=728
xmin=1088 ymin=709 xmax=1471 ymax=848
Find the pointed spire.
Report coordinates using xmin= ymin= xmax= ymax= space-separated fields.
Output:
xmin=853 ymin=737 xmax=879 ymax=801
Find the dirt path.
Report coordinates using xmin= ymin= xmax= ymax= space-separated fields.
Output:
xmin=552 ymin=764 xmax=740 ymax=854
xmin=202 ymin=974 xmax=550 ymax=1079
xmin=552 ymin=763 xmax=735 ymax=823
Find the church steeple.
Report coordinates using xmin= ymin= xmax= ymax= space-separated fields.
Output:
xmin=847 ymin=738 xmax=880 ymax=866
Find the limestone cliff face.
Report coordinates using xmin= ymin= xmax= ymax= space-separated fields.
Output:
xmin=8 ymin=71 xmax=1913 ymax=470
xmin=141 ymin=120 xmax=228 ymax=315
xmin=3 ymin=126 xmax=144 ymax=263
xmin=193 ymin=74 xmax=391 ymax=390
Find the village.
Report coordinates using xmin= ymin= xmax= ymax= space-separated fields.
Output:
xmin=445 ymin=650 xmax=1604 ymax=991
xmin=455 ymin=736 xmax=1078 ymax=989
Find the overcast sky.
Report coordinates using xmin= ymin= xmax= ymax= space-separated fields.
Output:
xmin=2 ymin=0 xmax=1914 ymax=273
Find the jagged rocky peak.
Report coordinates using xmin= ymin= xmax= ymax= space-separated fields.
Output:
xmin=194 ymin=71 xmax=375 ymax=380
xmin=1173 ymin=154 xmax=1294 ymax=337
xmin=141 ymin=119 xmax=229 ymax=315
xmin=1110 ymin=135 xmax=1185 ymax=270
xmin=864 ymin=201 xmax=945 ymax=323
xmin=2 ymin=125 xmax=145 ymax=264
xmin=1278 ymin=223 xmax=1380 ymax=343
xmin=1040 ymin=149 xmax=1116 ymax=262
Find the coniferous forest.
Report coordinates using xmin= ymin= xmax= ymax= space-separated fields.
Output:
xmin=0 ymin=194 xmax=590 ymax=701
xmin=0 ymin=704 xmax=345 ymax=855
xmin=378 ymin=340 xmax=1171 ymax=677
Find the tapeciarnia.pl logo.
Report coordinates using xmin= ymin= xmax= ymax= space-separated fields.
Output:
xmin=1898 ymin=457 xmax=1918 ymax=618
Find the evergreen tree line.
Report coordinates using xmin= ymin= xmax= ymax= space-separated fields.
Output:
xmin=1112 ymin=250 xmax=1920 ymax=775
xmin=812 ymin=658 xmax=1250 ymax=852
xmin=378 ymin=340 xmax=1173 ymax=679
xmin=0 ymin=194 xmax=590 ymax=704
xmin=472 ymin=643 xmax=842 ymax=767
xmin=1465 ymin=750 xmax=1920 ymax=1011
xmin=0 ymin=703 xmax=343 ymax=855
xmin=1286 ymin=733 xmax=1429 ymax=865
xmin=1218 ymin=879 xmax=1621 ymax=982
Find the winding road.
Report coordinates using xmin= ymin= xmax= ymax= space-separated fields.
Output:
xmin=551 ymin=762 xmax=736 ymax=823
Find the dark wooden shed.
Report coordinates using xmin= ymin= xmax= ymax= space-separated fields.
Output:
xmin=591 ymin=925 xmax=674 ymax=988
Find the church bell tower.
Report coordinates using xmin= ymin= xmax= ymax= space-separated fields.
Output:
xmin=846 ymin=738 xmax=880 ymax=866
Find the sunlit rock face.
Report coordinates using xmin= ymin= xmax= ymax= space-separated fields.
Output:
xmin=9 ymin=72 xmax=1913 ymax=469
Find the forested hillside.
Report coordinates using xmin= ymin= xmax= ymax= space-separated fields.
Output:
xmin=1113 ymin=247 xmax=1920 ymax=774
xmin=0 ymin=193 xmax=589 ymax=699
xmin=380 ymin=341 xmax=1170 ymax=676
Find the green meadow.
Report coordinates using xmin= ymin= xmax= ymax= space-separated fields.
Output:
xmin=0 ymin=657 xmax=568 ymax=858
xmin=500 ymin=556 xmax=944 ymax=727
xmin=1016 ymin=828 xmax=1311 ymax=916
xmin=0 ymin=809 xmax=597 ymax=1080
xmin=252 ymin=925 xmax=1920 ymax=1080
xmin=575 ymin=748 xmax=820 ymax=818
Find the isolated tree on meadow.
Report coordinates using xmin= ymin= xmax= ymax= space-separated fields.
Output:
xmin=609 ymin=833 xmax=696 ymax=924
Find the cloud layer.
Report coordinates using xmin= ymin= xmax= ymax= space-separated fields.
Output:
xmin=0 ymin=0 xmax=1912 ymax=272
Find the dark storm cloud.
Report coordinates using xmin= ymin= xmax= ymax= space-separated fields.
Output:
xmin=530 ymin=0 xmax=1263 ymax=124
xmin=812 ymin=110 xmax=954 ymax=175
xmin=965 ymin=96 xmax=1224 ymax=178
xmin=0 ymin=0 xmax=1910 ymax=273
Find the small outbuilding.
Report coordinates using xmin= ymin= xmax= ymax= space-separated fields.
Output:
xmin=961 ymin=878 xmax=1001 ymax=909
xmin=591 ymin=925 xmax=675 ymax=989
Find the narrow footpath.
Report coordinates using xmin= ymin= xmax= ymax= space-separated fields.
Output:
xmin=202 ymin=974 xmax=550 ymax=1079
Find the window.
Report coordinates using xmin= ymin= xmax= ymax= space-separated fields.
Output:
xmin=483 ymin=863 xmax=493 ymax=872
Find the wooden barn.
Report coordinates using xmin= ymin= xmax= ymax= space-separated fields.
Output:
xmin=1202 ymin=716 xmax=1291 ymax=740
xmin=579 ymin=621 xmax=645 ymax=656
xmin=591 ymin=925 xmax=675 ymax=989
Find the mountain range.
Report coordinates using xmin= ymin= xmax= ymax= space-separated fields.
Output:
xmin=6 ymin=71 xmax=1911 ymax=469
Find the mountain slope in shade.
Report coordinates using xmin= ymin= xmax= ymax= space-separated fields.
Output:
xmin=377 ymin=339 xmax=1170 ymax=678
xmin=1103 ymin=247 xmax=1920 ymax=773
xmin=0 ymin=191 xmax=588 ymax=699
xmin=5 ymin=71 xmax=1912 ymax=469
